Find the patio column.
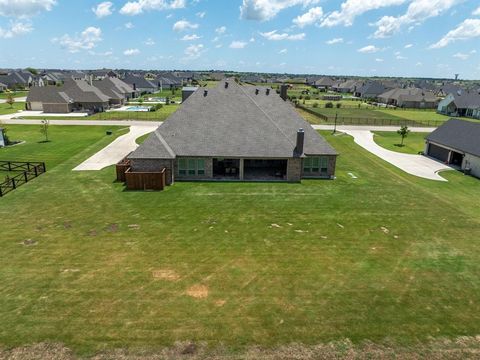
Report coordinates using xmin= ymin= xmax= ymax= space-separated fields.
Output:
xmin=447 ymin=151 xmax=453 ymax=164
xmin=239 ymin=159 xmax=244 ymax=180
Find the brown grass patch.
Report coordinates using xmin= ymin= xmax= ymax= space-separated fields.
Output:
xmin=186 ymin=284 xmax=209 ymax=299
xmin=152 ymin=269 xmax=180 ymax=282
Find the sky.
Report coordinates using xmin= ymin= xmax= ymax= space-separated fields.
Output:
xmin=1 ymin=0 xmax=480 ymax=79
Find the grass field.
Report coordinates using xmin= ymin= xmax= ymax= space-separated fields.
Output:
xmin=373 ymin=131 xmax=427 ymax=154
xmin=0 ymin=91 xmax=28 ymax=99
xmin=20 ymin=105 xmax=179 ymax=121
xmin=1 ymin=125 xmax=480 ymax=357
xmin=0 ymin=102 xmax=25 ymax=115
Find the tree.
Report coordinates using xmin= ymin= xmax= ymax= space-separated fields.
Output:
xmin=6 ymin=93 xmax=14 ymax=108
xmin=397 ymin=126 xmax=410 ymax=146
xmin=26 ymin=67 xmax=38 ymax=75
xmin=40 ymin=119 xmax=50 ymax=142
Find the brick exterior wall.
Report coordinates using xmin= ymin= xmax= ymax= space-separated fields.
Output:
xmin=287 ymin=158 xmax=302 ymax=182
xmin=174 ymin=157 xmax=213 ymax=181
xmin=130 ymin=159 xmax=174 ymax=185
xmin=301 ymin=155 xmax=337 ymax=179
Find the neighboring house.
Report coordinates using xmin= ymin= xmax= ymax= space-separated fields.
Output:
xmin=437 ymin=91 xmax=480 ymax=118
xmin=332 ymin=79 xmax=360 ymax=93
xmin=127 ymin=79 xmax=338 ymax=186
xmin=314 ymin=77 xmax=335 ymax=91
xmin=378 ymin=88 xmax=439 ymax=108
xmin=89 ymin=69 xmax=118 ymax=80
xmin=42 ymin=72 xmax=64 ymax=86
xmin=26 ymin=79 xmax=111 ymax=113
xmin=122 ymin=74 xmax=158 ymax=94
xmin=0 ymin=82 xmax=7 ymax=92
xmin=181 ymin=86 xmax=199 ymax=102
xmin=425 ymin=119 xmax=480 ymax=178
xmin=93 ymin=77 xmax=136 ymax=105
xmin=0 ymin=71 xmax=32 ymax=89
xmin=0 ymin=128 xmax=5 ymax=147
xmin=435 ymin=83 xmax=464 ymax=98
xmin=354 ymin=81 xmax=389 ymax=99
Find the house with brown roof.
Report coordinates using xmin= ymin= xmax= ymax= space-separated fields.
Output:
xmin=378 ymin=88 xmax=439 ymax=108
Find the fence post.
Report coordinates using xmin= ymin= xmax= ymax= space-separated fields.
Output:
xmin=8 ymin=161 xmax=11 ymax=171
xmin=12 ymin=178 xmax=16 ymax=189
xmin=24 ymin=171 xmax=28 ymax=183
xmin=34 ymin=166 xmax=38 ymax=177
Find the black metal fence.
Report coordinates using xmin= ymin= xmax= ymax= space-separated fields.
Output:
xmin=0 ymin=161 xmax=46 ymax=197
xmin=297 ymin=104 xmax=443 ymax=128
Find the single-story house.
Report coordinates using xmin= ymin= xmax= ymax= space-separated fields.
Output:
xmin=0 ymin=82 xmax=7 ymax=92
xmin=126 ymin=80 xmax=338 ymax=187
xmin=93 ymin=77 xmax=136 ymax=105
xmin=425 ymin=119 xmax=480 ymax=178
xmin=313 ymin=77 xmax=335 ymax=91
xmin=378 ymin=88 xmax=439 ymax=108
xmin=437 ymin=91 xmax=480 ymax=119
xmin=122 ymin=74 xmax=158 ymax=94
xmin=354 ymin=81 xmax=389 ymax=99
xmin=26 ymin=79 xmax=111 ymax=113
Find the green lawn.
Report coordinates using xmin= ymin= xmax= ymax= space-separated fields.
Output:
xmin=373 ymin=131 xmax=427 ymax=154
xmin=1 ymin=126 xmax=480 ymax=357
xmin=19 ymin=105 xmax=179 ymax=121
xmin=0 ymin=91 xmax=28 ymax=99
xmin=0 ymin=102 xmax=25 ymax=115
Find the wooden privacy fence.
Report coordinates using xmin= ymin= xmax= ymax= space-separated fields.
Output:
xmin=116 ymin=159 xmax=166 ymax=191
xmin=0 ymin=161 xmax=46 ymax=197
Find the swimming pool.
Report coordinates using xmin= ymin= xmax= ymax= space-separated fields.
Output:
xmin=126 ymin=106 xmax=151 ymax=112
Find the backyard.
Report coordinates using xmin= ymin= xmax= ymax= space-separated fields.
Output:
xmin=0 ymin=126 xmax=480 ymax=357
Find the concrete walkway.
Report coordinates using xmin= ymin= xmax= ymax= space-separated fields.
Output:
xmin=0 ymin=96 xmax=26 ymax=103
xmin=0 ymin=118 xmax=163 ymax=127
xmin=342 ymin=130 xmax=452 ymax=181
xmin=73 ymin=126 xmax=157 ymax=171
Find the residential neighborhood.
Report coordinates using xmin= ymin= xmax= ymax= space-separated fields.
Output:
xmin=1 ymin=0 xmax=480 ymax=359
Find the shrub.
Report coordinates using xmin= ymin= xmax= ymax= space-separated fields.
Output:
xmin=299 ymin=95 xmax=303 ymax=99
xmin=305 ymin=96 xmax=311 ymax=100
xmin=154 ymin=104 xmax=163 ymax=111
xmin=312 ymin=102 xmax=319 ymax=108
xmin=336 ymin=103 xmax=342 ymax=109
xmin=325 ymin=102 xmax=334 ymax=108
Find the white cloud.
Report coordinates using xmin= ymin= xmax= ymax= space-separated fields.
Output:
xmin=144 ymin=37 xmax=155 ymax=45
xmin=293 ymin=6 xmax=323 ymax=28
xmin=373 ymin=0 xmax=461 ymax=38
xmin=124 ymin=48 xmax=140 ymax=55
xmin=357 ymin=45 xmax=380 ymax=53
xmin=473 ymin=6 xmax=480 ymax=16
xmin=215 ymin=26 xmax=226 ymax=34
xmin=321 ymin=0 xmax=407 ymax=27
xmin=453 ymin=52 xmax=469 ymax=60
xmin=279 ymin=48 xmax=287 ymax=54
xmin=125 ymin=22 xmax=134 ymax=29
xmin=430 ymin=19 xmax=480 ymax=48
xmin=0 ymin=0 xmax=56 ymax=18
xmin=184 ymin=43 xmax=204 ymax=59
xmin=229 ymin=40 xmax=248 ymax=49
xmin=196 ymin=11 xmax=206 ymax=18
xmin=260 ymin=30 xmax=305 ymax=41
xmin=326 ymin=37 xmax=343 ymax=45
xmin=0 ymin=21 xmax=33 ymax=38
xmin=215 ymin=44 xmax=222 ymax=48
xmin=120 ymin=0 xmax=186 ymax=15
xmin=240 ymin=0 xmax=320 ymax=21
xmin=404 ymin=43 xmax=413 ymax=48
xmin=396 ymin=55 xmax=407 ymax=60
xmin=173 ymin=19 xmax=198 ymax=31
xmin=53 ymin=26 xmax=102 ymax=53
xmin=181 ymin=34 xmax=201 ymax=41
xmin=92 ymin=2 xmax=114 ymax=18
xmin=375 ymin=58 xmax=384 ymax=62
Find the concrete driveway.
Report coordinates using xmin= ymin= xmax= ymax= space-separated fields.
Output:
xmin=73 ymin=126 xmax=157 ymax=171
xmin=342 ymin=130 xmax=453 ymax=181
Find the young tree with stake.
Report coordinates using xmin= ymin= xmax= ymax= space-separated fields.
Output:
xmin=397 ymin=126 xmax=410 ymax=146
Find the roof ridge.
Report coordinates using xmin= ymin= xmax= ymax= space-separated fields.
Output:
xmin=155 ymin=131 xmax=176 ymax=158
xmin=234 ymin=81 xmax=296 ymax=149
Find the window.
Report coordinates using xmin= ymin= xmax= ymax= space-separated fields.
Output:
xmin=304 ymin=157 xmax=329 ymax=174
xmin=178 ymin=158 xmax=206 ymax=176
xmin=197 ymin=159 xmax=205 ymax=175
xmin=179 ymin=159 xmax=187 ymax=176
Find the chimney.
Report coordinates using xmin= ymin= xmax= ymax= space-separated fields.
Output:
xmin=255 ymin=89 xmax=259 ymax=95
xmin=295 ymin=128 xmax=305 ymax=156
xmin=280 ymin=84 xmax=288 ymax=101
xmin=89 ymin=74 xmax=93 ymax=86
xmin=225 ymin=81 xmax=229 ymax=89
xmin=204 ymin=90 xmax=208 ymax=97
xmin=266 ymin=88 xmax=270 ymax=96
xmin=133 ymin=83 xmax=137 ymax=91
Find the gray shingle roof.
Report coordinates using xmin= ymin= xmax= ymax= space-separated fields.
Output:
xmin=130 ymin=80 xmax=337 ymax=160
xmin=426 ymin=119 xmax=480 ymax=157
xmin=451 ymin=91 xmax=480 ymax=109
